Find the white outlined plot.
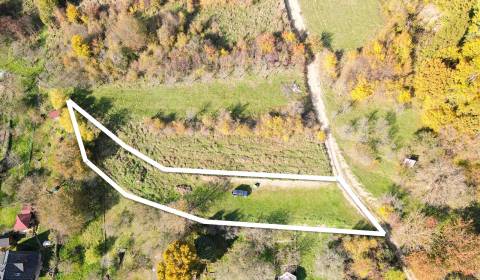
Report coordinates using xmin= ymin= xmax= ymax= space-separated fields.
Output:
xmin=67 ymin=99 xmax=385 ymax=236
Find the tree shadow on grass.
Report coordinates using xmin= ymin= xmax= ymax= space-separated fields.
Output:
xmin=422 ymin=204 xmax=451 ymax=222
xmin=457 ymin=202 xmax=480 ymax=233
xmin=259 ymin=209 xmax=290 ymax=225
xmin=153 ymin=111 xmax=177 ymax=124
xmin=353 ymin=220 xmax=376 ymax=231
xmin=194 ymin=231 xmax=237 ymax=262
xmin=210 ymin=209 xmax=244 ymax=222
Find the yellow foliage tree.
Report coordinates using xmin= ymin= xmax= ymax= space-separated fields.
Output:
xmin=323 ymin=51 xmax=337 ymax=79
xmin=71 ymin=34 xmax=90 ymax=58
xmin=34 ymin=0 xmax=58 ymax=25
xmin=256 ymin=33 xmax=275 ymax=55
xmin=281 ymin=31 xmax=296 ymax=44
xmin=59 ymin=108 xmax=74 ymax=133
xmin=396 ymin=90 xmax=412 ymax=104
xmin=351 ymin=76 xmax=374 ymax=101
xmin=343 ymin=237 xmax=379 ymax=279
xmin=66 ymin=2 xmax=79 ymax=23
xmin=49 ymin=88 xmax=68 ymax=109
xmin=157 ymin=240 xmax=198 ymax=280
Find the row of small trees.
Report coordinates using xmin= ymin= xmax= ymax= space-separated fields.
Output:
xmin=37 ymin=0 xmax=305 ymax=86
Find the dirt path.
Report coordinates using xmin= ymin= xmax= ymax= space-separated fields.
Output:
xmin=283 ymin=0 xmax=417 ymax=278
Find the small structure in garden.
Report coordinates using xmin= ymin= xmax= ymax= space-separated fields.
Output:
xmin=13 ymin=205 xmax=34 ymax=234
xmin=48 ymin=110 xmax=60 ymax=121
xmin=278 ymin=272 xmax=297 ymax=280
xmin=0 ymin=237 xmax=11 ymax=249
xmin=402 ymin=155 xmax=419 ymax=168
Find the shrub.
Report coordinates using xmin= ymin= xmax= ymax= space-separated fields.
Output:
xmin=66 ymin=2 xmax=79 ymax=23
xmin=34 ymin=0 xmax=58 ymax=25
xmin=256 ymin=33 xmax=275 ymax=55
xmin=49 ymin=88 xmax=68 ymax=109
xmin=156 ymin=240 xmax=199 ymax=280
xmin=384 ymin=269 xmax=406 ymax=280
xmin=71 ymin=34 xmax=90 ymax=58
xmin=396 ymin=90 xmax=411 ymax=104
xmin=351 ymin=76 xmax=374 ymax=101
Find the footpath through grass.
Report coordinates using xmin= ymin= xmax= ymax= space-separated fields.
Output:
xmin=204 ymin=184 xmax=367 ymax=228
xmin=298 ymin=0 xmax=383 ymax=50
xmin=92 ymin=71 xmax=305 ymax=120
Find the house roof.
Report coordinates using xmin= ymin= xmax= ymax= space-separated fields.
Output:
xmin=13 ymin=205 xmax=33 ymax=232
xmin=0 ymin=251 xmax=41 ymax=280
xmin=13 ymin=214 xmax=31 ymax=232
xmin=20 ymin=205 xmax=32 ymax=215
xmin=48 ymin=110 xmax=60 ymax=120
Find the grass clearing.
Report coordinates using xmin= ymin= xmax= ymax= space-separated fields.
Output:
xmin=0 ymin=204 xmax=20 ymax=231
xmin=195 ymin=0 xmax=286 ymax=43
xmin=203 ymin=184 xmax=367 ymax=228
xmin=298 ymin=0 xmax=384 ymax=50
xmin=92 ymin=70 xmax=305 ymax=121
xmin=324 ymin=88 xmax=421 ymax=197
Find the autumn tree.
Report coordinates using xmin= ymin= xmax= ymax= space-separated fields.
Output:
xmin=107 ymin=13 xmax=147 ymax=51
xmin=414 ymin=4 xmax=480 ymax=135
xmin=37 ymin=182 xmax=100 ymax=237
xmin=49 ymin=88 xmax=68 ymax=109
xmin=351 ymin=75 xmax=374 ymax=101
xmin=156 ymin=240 xmax=199 ymax=280
xmin=34 ymin=0 xmax=58 ymax=25
xmin=256 ymin=33 xmax=275 ymax=55
xmin=71 ymin=34 xmax=90 ymax=57
xmin=65 ymin=2 xmax=79 ymax=23
xmin=408 ymin=219 xmax=480 ymax=278
xmin=50 ymin=137 xmax=89 ymax=181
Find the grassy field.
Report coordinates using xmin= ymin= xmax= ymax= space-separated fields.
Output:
xmin=116 ymin=128 xmax=332 ymax=174
xmin=203 ymin=184 xmax=367 ymax=228
xmin=195 ymin=0 xmax=286 ymax=43
xmin=324 ymin=88 xmax=421 ymax=197
xmin=99 ymin=129 xmax=332 ymax=203
xmin=0 ymin=204 xmax=20 ymax=231
xmin=298 ymin=0 xmax=383 ymax=50
xmin=92 ymin=71 xmax=305 ymax=120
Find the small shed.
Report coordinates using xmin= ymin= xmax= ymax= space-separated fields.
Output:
xmin=278 ymin=272 xmax=297 ymax=280
xmin=0 ymin=237 xmax=11 ymax=249
xmin=48 ymin=110 xmax=60 ymax=121
xmin=403 ymin=155 xmax=419 ymax=168
xmin=13 ymin=205 xmax=34 ymax=233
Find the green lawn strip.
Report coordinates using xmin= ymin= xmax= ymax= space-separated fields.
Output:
xmin=92 ymin=70 xmax=304 ymax=120
xmin=298 ymin=0 xmax=384 ymax=50
xmin=202 ymin=185 xmax=367 ymax=228
xmin=0 ymin=204 xmax=20 ymax=231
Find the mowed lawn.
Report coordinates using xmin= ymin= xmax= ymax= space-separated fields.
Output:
xmin=0 ymin=205 xmax=20 ymax=231
xmin=92 ymin=71 xmax=305 ymax=120
xmin=204 ymin=184 xmax=367 ymax=228
xmin=299 ymin=0 xmax=383 ymax=50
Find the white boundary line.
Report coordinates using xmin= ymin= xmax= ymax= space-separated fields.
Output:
xmin=66 ymin=99 xmax=385 ymax=236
